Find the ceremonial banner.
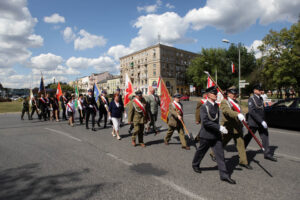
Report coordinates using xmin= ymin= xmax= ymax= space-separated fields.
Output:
xmin=124 ymin=73 xmax=133 ymax=107
xmin=56 ymin=82 xmax=62 ymax=101
xmin=160 ymin=79 xmax=171 ymax=123
xmin=93 ymin=83 xmax=100 ymax=102
xmin=75 ymin=84 xmax=79 ymax=109
xmin=38 ymin=76 xmax=45 ymax=94
xmin=231 ymin=62 xmax=235 ymax=73
xmin=207 ymin=76 xmax=215 ymax=88
xmin=29 ymin=89 xmax=33 ymax=111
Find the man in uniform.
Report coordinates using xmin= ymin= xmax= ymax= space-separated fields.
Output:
xmin=244 ymin=84 xmax=277 ymax=162
xmin=84 ymin=89 xmax=98 ymax=131
xmin=21 ymin=97 xmax=30 ymax=120
xmin=194 ymin=89 xmax=207 ymax=142
xmin=38 ymin=93 xmax=47 ymax=121
xmin=164 ymin=93 xmax=190 ymax=150
xmin=78 ymin=94 xmax=85 ymax=125
xmin=127 ymin=94 xmax=135 ymax=134
xmin=192 ymin=86 xmax=236 ymax=184
xmin=146 ymin=88 xmax=160 ymax=135
xmin=210 ymin=86 xmax=252 ymax=169
xmin=45 ymin=93 xmax=51 ymax=120
xmin=60 ymin=92 xmax=68 ymax=120
xmin=128 ymin=90 xmax=148 ymax=147
xmin=30 ymin=96 xmax=39 ymax=120
xmin=97 ymin=90 xmax=109 ymax=128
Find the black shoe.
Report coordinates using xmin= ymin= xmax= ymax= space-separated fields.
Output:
xmin=97 ymin=122 xmax=101 ymax=127
xmin=86 ymin=127 xmax=89 ymax=129
xmin=192 ymin=166 xmax=201 ymax=173
xmin=92 ymin=128 xmax=96 ymax=131
xmin=264 ymin=156 xmax=277 ymax=162
xmin=210 ymin=154 xmax=216 ymax=162
xmin=128 ymin=130 xmax=132 ymax=134
xmin=239 ymin=164 xmax=253 ymax=170
xmin=220 ymin=177 xmax=236 ymax=184
xmin=103 ymin=125 xmax=107 ymax=128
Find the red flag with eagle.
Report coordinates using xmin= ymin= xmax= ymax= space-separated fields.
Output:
xmin=124 ymin=73 xmax=133 ymax=107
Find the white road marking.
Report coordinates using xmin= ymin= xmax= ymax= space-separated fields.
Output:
xmin=105 ymin=152 xmax=205 ymax=200
xmin=269 ymin=128 xmax=300 ymax=136
xmin=44 ymin=128 xmax=82 ymax=142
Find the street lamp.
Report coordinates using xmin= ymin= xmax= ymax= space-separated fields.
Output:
xmin=222 ymin=39 xmax=241 ymax=102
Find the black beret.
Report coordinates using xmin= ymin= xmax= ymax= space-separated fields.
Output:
xmin=135 ymin=90 xmax=142 ymax=96
xmin=227 ymin=86 xmax=238 ymax=94
xmin=88 ymin=89 xmax=93 ymax=92
xmin=206 ymin=86 xmax=218 ymax=95
xmin=173 ymin=93 xmax=182 ymax=98
xmin=253 ymin=84 xmax=262 ymax=91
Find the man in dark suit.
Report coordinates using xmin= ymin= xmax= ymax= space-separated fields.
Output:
xmin=38 ymin=93 xmax=47 ymax=121
xmin=97 ymin=90 xmax=109 ymax=128
xmin=192 ymin=86 xmax=236 ymax=184
xmin=244 ymin=84 xmax=277 ymax=162
xmin=84 ymin=89 xmax=98 ymax=131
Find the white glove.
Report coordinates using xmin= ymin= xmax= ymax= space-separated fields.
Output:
xmin=124 ymin=112 xmax=127 ymax=119
xmin=89 ymin=105 xmax=93 ymax=108
xmin=237 ymin=113 xmax=245 ymax=122
xmin=108 ymin=116 xmax=112 ymax=120
xmin=219 ymin=126 xmax=228 ymax=134
xmin=261 ymin=121 xmax=268 ymax=129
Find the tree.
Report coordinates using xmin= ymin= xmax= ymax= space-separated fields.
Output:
xmin=258 ymin=21 xmax=300 ymax=97
xmin=49 ymin=83 xmax=75 ymax=93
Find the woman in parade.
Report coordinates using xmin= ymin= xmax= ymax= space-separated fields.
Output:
xmin=109 ymin=93 xmax=124 ymax=140
xmin=51 ymin=96 xmax=59 ymax=122
xmin=66 ymin=95 xmax=75 ymax=127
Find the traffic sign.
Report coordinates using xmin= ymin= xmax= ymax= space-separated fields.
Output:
xmin=239 ymin=82 xmax=249 ymax=88
xmin=239 ymin=80 xmax=246 ymax=83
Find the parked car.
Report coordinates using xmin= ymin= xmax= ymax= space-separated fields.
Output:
xmin=180 ymin=95 xmax=190 ymax=101
xmin=264 ymin=98 xmax=300 ymax=130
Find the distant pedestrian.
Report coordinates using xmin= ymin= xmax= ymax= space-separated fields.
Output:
xmin=38 ymin=94 xmax=47 ymax=121
xmin=77 ymin=94 xmax=85 ymax=125
xmin=21 ymin=97 xmax=30 ymax=120
xmin=66 ymin=95 xmax=75 ymax=127
xmin=51 ymin=96 xmax=59 ymax=122
xmin=109 ymin=93 xmax=124 ymax=140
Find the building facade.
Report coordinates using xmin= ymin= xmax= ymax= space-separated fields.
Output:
xmin=89 ymin=72 xmax=113 ymax=89
xmin=120 ymin=44 xmax=197 ymax=95
xmin=107 ymin=76 xmax=121 ymax=95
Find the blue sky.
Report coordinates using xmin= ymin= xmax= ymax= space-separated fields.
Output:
xmin=0 ymin=0 xmax=299 ymax=88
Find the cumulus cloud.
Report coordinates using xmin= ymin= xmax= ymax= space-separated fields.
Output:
xmin=246 ymin=40 xmax=263 ymax=59
xmin=137 ymin=0 xmax=162 ymax=13
xmin=165 ymin=3 xmax=175 ymax=9
xmin=44 ymin=13 xmax=65 ymax=24
xmin=66 ymin=55 xmax=117 ymax=72
xmin=63 ymin=26 xmax=76 ymax=43
xmin=74 ymin=29 xmax=107 ymax=50
xmin=184 ymin=0 xmax=300 ymax=34
xmin=0 ymin=0 xmax=43 ymax=68
xmin=29 ymin=53 xmax=63 ymax=70
xmin=107 ymin=45 xmax=132 ymax=61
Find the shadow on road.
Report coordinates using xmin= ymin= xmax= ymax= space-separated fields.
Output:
xmin=0 ymin=163 xmax=108 ymax=200
xmin=129 ymin=163 xmax=167 ymax=177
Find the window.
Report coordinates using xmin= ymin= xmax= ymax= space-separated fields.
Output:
xmin=153 ymin=64 xmax=156 ymax=69
xmin=152 ymin=81 xmax=157 ymax=86
xmin=153 ymin=70 xmax=156 ymax=76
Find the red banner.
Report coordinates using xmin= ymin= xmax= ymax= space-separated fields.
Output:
xmin=56 ymin=82 xmax=62 ymax=101
xmin=160 ymin=79 xmax=171 ymax=123
xmin=124 ymin=73 xmax=133 ymax=107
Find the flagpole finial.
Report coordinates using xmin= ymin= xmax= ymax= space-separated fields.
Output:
xmin=204 ymin=71 xmax=210 ymax=75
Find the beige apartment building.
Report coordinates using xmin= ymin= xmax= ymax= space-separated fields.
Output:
xmin=120 ymin=44 xmax=197 ymax=95
xmin=107 ymin=76 xmax=121 ymax=95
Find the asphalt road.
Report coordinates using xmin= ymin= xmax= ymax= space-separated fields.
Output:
xmin=0 ymin=101 xmax=299 ymax=200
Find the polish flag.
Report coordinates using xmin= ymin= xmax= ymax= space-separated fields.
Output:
xmin=56 ymin=82 xmax=63 ymax=101
xmin=207 ymin=77 xmax=215 ymax=88
xmin=124 ymin=73 xmax=133 ymax=107
xmin=231 ymin=62 xmax=235 ymax=73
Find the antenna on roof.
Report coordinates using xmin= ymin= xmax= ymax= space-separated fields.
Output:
xmin=158 ymin=32 xmax=161 ymax=44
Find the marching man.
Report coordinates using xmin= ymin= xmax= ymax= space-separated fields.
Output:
xmin=128 ymin=90 xmax=149 ymax=147
xmin=97 ymin=90 xmax=109 ymax=128
xmin=84 ymin=89 xmax=98 ymax=131
xmin=164 ymin=93 xmax=190 ymax=150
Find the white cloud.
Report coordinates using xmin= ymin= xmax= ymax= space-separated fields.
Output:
xmin=184 ymin=0 xmax=300 ymax=34
xmin=107 ymin=45 xmax=132 ymax=61
xmin=165 ymin=3 xmax=175 ymax=9
xmin=63 ymin=26 xmax=76 ymax=43
xmin=44 ymin=13 xmax=65 ymax=24
xmin=246 ymin=40 xmax=263 ymax=59
xmin=137 ymin=0 xmax=162 ymax=13
xmin=0 ymin=0 xmax=43 ymax=68
xmin=29 ymin=53 xmax=63 ymax=70
xmin=66 ymin=55 xmax=117 ymax=72
xmin=74 ymin=29 xmax=107 ymax=50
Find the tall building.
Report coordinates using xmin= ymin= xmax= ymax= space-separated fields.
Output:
xmin=120 ymin=44 xmax=197 ymax=95
xmin=107 ymin=76 xmax=121 ymax=95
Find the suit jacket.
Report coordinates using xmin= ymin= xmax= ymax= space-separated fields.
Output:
xmin=146 ymin=94 xmax=160 ymax=115
xmin=98 ymin=95 xmax=109 ymax=113
xmin=220 ymin=99 xmax=243 ymax=134
xmin=247 ymin=95 xmax=265 ymax=128
xmin=38 ymin=98 xmax=46 ymax=110
xmin=84 ymin=95 xmax=98 ymax=112
xmin=168 ymin=102 xmax=183 ymax=127
xmin=128 ymin=97 xmax=148 ymax=124
xmin=199 ymin=101 xmax=221 ymax=140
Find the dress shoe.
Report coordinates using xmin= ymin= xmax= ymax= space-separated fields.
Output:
xmin=132 ymin=140 xmax=136 ymax=147
xmin=164 ymin=140 xmax=169 ymax=145
xmin=265 ymin=156 xmax=277 ymax=162
xmin=220 ymin=177 xmax=236 ymax=184
xmin=210 ymin=153 xmax=217 ymax=162
xmin=86 ymin=127 xmax=89 ymax=129
xmin=97 ymin=122 xmax=101 ymax=127
xmin=154 ymin=131 xmax=159 ymax=136
xmin=192 ymin=166 xmax=201 ymax=173
xmin=182 ymin=146 xmax=190 ymax=150
xmin=92 ymin=128 xmax=96 ymax=131
xmin=140 ymin=143 xmax=146 ymax=148
xmin=239 ymin=164 xmax=253 ymax=170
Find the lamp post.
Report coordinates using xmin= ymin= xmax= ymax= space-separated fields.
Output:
xmin=222 ymin=39 xmax=241 ymax=102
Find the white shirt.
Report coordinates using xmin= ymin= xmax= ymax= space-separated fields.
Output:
xmin=66 ymin=100 xmax=75 ymax=113
xmin=207 ymin=99 xmax=215 ymax=106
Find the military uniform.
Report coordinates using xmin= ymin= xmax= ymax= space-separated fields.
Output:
xmin=21 ymin=98 xmax=30 ymax=120
xmin=165 ymin=95 xmax=189 ymax=149
xmin=210 ymin=98 xmax=249 ymax=166
xmin=60 ymin=95 xmax=68 ymax=120
xmin=84 ymin=93 xmax=98 ymax=130
xmin=97 ymin=93 xmax=109 ymax=128
xmin=192 ymin=86 xmax=235 ymax=184
xmin=38 ymin=96 xmax=47 ymax=121
xmin=146 ymin=94 xmax=160 ymax=133
xmin=244 ymin=86 xmax=276 ymax=161
xmin=128 ymin=92 xmax=148 ymax=146
xmin=30 ymin=97 xmax=39 ymax=119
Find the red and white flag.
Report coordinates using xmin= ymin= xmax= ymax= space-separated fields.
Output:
xmin=124 ymin=73 xmax=133 ymax=107
xmin=231 ymin=62 xmax=235 ymax=73
xmin=157 ymin=76 xmax=161 ymax=88
xmin=56 ymin=82 xmax=63 ymax=101
xmin=207 ymin=77 xmax=215 ymax=88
